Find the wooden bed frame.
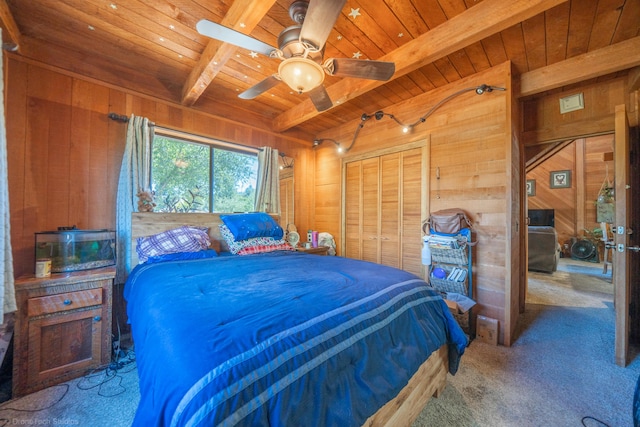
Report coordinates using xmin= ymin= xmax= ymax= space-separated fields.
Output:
xmin=130 ymin=212 xmax=449 ymax=426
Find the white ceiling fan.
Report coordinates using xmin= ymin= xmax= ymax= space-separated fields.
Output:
xmin=196 ymin=0 xmax=395 ymax=112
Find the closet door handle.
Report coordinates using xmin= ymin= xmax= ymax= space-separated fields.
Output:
xmin=368 ymin=236 xmax=378 ymax=240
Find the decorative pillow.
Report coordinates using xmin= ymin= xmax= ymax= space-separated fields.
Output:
xmin=136 ymin=226 xmax=211 ymax=263
xmin=220 ymin=213 xmax=283 ymax=241
xmin=219 ymin=224 xmax=289 ymax=254
xmin=144 ymin=249 xmax=218 ymax=264
xmin=237 ymin=243 xmax=295 ymax=256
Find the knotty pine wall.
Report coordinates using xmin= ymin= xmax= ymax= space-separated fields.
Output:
xmin=313 ymin=62 xmax=519 ymax=345
xmin=5 ymin=56 xmax=315 ymax=280
xmin=527 ymin=135 xmax=615 ymax=252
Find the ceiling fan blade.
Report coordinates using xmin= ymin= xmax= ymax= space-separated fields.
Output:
xmin=299 ymin=0 xmax=347 ymax=50
xmin=327 ymin=58 xmax=396 ymax=81
xmin=238 ymin=75 xmax=281 ymax=99
xmin=196 ymin=19 xmax=275 ymax=56
xmin=308 ymin=85 xmax=333 ymax=112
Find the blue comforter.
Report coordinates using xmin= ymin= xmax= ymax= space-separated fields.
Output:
xmin=125 ymin=251 xmax=467 ymax=427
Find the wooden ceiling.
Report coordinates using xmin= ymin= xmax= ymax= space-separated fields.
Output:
xmin=1 ymin=0 xmax=638 ymax=139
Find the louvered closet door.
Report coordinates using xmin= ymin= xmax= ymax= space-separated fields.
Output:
xmin=361 ymin=157 xmax=380 ymax=263
xmin=380 ymin=153 xmax=400 ymax=268
xmin=399 ymin=148 xmax=424 ymax=276
xmin=343 ymin=146 xmax=424 ymax=275
xmin=344 ymin=162 xmax=362 ymax=259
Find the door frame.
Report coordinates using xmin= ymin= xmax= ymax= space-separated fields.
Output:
xmin=520 ymin=108 xmax=632 ymax=366
xmin=614 ymin=104 xmax=631 ymax=367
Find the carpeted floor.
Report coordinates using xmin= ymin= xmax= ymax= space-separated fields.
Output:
xmin=0 ymin=258 xmax=637 ymax=426
xmin=416 ymin=258 xmax=639 ymax=427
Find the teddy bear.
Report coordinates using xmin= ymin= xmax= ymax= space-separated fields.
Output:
xmin=136 ymin=190 xmax=156 ymax=212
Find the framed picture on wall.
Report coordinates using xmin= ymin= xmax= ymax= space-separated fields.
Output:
xmin=550 ymin=170 xmax=571 ymax=188
xmin=526 ymin=179 xmax=536 ymax=196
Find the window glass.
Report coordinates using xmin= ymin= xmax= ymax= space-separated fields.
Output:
xmin=151 ymin=134 xmax=257 ymax=213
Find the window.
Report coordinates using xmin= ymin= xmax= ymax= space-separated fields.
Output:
xmin=151 ymin=130 xmax=258 ymax=213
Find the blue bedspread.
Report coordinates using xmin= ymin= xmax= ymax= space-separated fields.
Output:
xmin=124 ymin=251 xmax=467 ymax=427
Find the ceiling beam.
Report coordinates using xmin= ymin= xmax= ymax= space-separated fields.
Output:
xmin=0 ymin=0 xmax=21 ymax=50
xmin=520 ymin=37 xmax=640 ymax=97
xmin=272 ymin=0 xmax=567 ymax=132
xmin=181 ymin=0 xmax=276 ymax=106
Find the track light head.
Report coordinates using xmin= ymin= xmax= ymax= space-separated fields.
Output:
xmin=475 ymin=84 xmax=489 ymax=95
xmin=374 ymin=111 xmax=384 ymax=120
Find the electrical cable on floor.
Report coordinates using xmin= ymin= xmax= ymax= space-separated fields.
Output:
xmin=0 ymin=383 xmax=70 ymax=426
xmin=581 ymin=415 xmax=611 ymax=427
xmin=76 ymin=348 xmax=136 ymax=398
xmin=0 ymin=347 xmax=136 ymax=427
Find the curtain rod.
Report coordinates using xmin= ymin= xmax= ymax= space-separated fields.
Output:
xmin=108 ymin=113 xmax=156 ymax=127
xmin=107 ymin=113 xmax=129 ymax=123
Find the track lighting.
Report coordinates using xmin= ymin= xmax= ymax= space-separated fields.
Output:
xmin=475 ymin=84 xmax=506 ymax=95
xmin=313 ymin=138 xmax=342 ymax=153
xmin=314 ymin=83 xmax=506 ymax=155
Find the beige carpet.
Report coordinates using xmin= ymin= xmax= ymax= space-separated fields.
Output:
xmin=0 ymin=259 xmax=637 ymax=426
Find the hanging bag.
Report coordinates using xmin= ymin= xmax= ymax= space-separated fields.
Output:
xmin=423 ymin=208 xmax=473 ymax=235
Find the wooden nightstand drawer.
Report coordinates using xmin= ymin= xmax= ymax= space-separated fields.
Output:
xmin=27 ymin=288 xmax=102 ymax=317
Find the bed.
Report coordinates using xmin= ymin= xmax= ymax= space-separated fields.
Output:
xmin=125 ymin=212 xmax=468 ymax=427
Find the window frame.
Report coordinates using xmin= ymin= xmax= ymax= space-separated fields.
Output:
xmin=152 ymin=127 xmax=259 ymax=213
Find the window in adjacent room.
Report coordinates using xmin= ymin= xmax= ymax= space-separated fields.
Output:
xmin=150 ymin=129 xmax=258 ymax=213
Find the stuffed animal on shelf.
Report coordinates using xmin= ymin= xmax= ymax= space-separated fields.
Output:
xmin=136 ymin=190 xmax=156 ymax=212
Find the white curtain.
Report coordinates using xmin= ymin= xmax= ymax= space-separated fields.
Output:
xmin=115 ymin=115 xmax=154 ymax=283
xmin=0 ymin=29 xmax=17 ymax=319
xmin=254 ymin=147 xmax=281 ymax=213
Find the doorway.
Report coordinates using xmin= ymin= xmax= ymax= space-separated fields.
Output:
xmin=522 ymin=127 xmax=640 ymax=365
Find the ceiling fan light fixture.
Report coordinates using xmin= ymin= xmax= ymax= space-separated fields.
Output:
xmin=278 ymin=57 xmax=325 ymax=94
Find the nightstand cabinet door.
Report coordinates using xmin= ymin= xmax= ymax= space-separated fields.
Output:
xmin=13 ymin=268 xmax=114 ymax=397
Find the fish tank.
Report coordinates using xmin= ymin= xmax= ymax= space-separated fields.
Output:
xmin=35 ymin=229 xmax=116 ymax=273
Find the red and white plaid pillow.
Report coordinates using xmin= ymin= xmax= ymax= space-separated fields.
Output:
xmin=236 ymin=243 xmax=295 ymax=256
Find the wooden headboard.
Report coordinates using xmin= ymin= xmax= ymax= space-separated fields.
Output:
xmin=130 ymin=212 xmax=280 ymax=266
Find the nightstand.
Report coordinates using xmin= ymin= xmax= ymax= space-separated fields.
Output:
xmin=295 ymin=245 xmax=330 ymax=256
xmin=12 ymin=266 xmax=114 ymax=397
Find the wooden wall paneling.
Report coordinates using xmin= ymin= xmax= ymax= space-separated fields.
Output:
xmin=527 ymin=143 xmax=577 ymax=246
xmin=27 ymin=65 xmax=73 ymax=236
xmin=73 ymin=79 xmax=113 ymax=230
xmin=6 ymin=58 xmax=29 ymax=275
xmin=521 ymin=78 xmax=627 ymax=144
xmin=312 ymin=146 xmax=341 ymax=252
xmin=69 ymin=80 xmax=93 ymax=228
